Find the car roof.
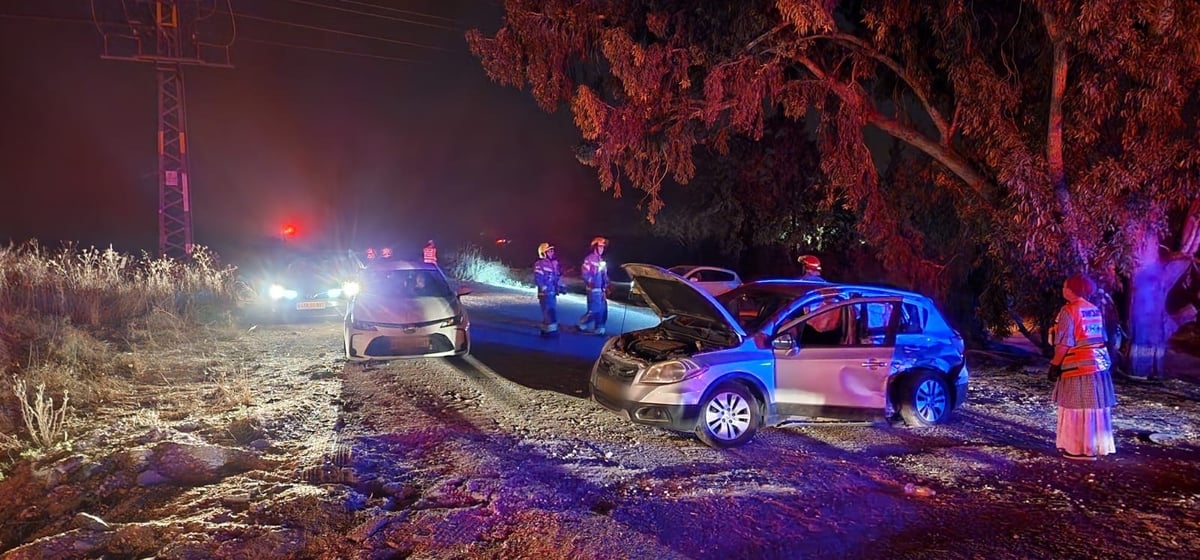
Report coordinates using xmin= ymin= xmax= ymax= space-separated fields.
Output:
xmin=363 ymin=260 xmax=440 ymax=272
xmin=668 ymin=265 xmax=738 ymax=274
xmin=740 ymin=279 xmax=930 ymax=302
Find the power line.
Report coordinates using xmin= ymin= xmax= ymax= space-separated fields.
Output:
xmin=0 ymin=9 xmax=455 ymax=63
xmin=335 ymin=0 xmax=462 ymax=24
xmin=226 ymin=9 xmax=457 ymax=52
xmin=0 ymin=13 xmax=92 ymax=25
xmin=277 ymin=0 xmax=463 ymax=31
xmin=239 ymin=36 xmax=426 ymax=64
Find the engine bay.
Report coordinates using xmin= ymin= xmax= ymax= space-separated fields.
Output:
xmin=617 ymin=328 xmax=723 ymax=361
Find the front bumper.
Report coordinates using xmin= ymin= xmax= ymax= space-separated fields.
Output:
xmin=346 ymin=320 xmax=469 ymax=361
xmin=589 ymin=351 xmax=703 ymax=433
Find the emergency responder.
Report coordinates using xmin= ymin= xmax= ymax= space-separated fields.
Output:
xmin=423 ymin=240 xmax=438 ymax=265
xmin=798 ymin=254 xmax=826 ymax=281
xmin=533 ymin=242 xmax=565 ymax=335
xmin=1046 ymin=273 xmax=1117 ymax=461
xmin=577 ymin=236 xmax=610 ymax=334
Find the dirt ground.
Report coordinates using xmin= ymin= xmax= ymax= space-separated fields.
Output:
xmin=1 ymin=285 xmax=1199 ymax=559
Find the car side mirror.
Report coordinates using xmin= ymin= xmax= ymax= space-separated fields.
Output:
xmin=457 ymin=286 xmax=472 ymax=297
xmin=772 ymin=333 xmax=795 ymax=351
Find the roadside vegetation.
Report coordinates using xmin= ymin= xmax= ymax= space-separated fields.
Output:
xmin=449 ymin=244 xmax=530 ymax=289
xmin=0 ymin=242 xmax=239 ymax=461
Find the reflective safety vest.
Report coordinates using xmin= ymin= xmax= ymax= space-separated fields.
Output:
xmin=423 ymin=245 xmax=437 ymax=264
xmin=533 ymin=257 xmax=562 ymax=296
xmin=1057 ymin=299 xmax=1111 ymax=378
xmin=581 ymin=251 xmax=609 ymax=291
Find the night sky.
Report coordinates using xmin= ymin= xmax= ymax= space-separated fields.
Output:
xmin=0 ymin=0 xmax=655 ymax=265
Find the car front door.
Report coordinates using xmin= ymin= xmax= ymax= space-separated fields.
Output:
xmin=771 ymin=299 xmax=900 ymax=419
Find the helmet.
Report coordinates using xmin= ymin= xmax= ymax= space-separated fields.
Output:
xmin=538 ymin=242 xmax=555 ymax=258
xmin=798 ymin=254 xmax=821 ymax=271
xmin=590 ymin=236 xmax=609 ymax=247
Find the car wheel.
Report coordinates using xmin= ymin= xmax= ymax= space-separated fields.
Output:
xmin=695 ymin=382 xmax=760 ymax=448
xmin=897 ymin=371 xmax=952 ymax=426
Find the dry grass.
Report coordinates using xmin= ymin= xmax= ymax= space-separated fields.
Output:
xmin=10 ymin=377 xmax=69 ymax=449
xmin=207 ymin=362 xmax=256 ymax=409
xmin=0 ymin=241 xmax=236 ymax=328
xmin=0 ymin=242 xmax=241 ymax=449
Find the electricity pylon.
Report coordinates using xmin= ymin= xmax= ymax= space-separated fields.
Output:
xmin=91 ymin=1 xmax=234 ymax=258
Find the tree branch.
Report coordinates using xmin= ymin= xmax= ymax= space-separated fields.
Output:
xmin=1180 ymin=195 xmax=1200 ymax=255
xmin=795 ymin=55 xmax=993 ymax=208
xmin=1041 ymin=8 xmax=1069 ymax=208
xmin=807 ymin=33 xmax=952 ymax=142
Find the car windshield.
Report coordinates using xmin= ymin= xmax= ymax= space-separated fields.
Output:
xmin=717 ymin=285 xmax=799 ymax=332
xmin=362 ymin=269 xmax=452 ymax=299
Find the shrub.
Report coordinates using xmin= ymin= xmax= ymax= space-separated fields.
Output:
xmin=10 ymin=377 xmax=69 ymax=449
xmin=448 ymin=245 xmax=530 ymax=288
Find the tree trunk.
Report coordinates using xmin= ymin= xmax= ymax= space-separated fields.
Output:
xmin=1126 ymin=231 xmax=1172 ymax=379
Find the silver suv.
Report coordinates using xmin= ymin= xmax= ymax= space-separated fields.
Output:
xmin=590 ymin=264 xmax=969 ymax=447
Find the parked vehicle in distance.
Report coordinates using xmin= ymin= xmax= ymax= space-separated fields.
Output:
xmin=344 ymin=260 xmax=471 ymax=361
xmin=239 ymin=249 xmax=362 ymax=322
xmin=591 ymin=264 xmax=968 ymax=448
xmin=630 ymin=265 xmax=742 ymax=301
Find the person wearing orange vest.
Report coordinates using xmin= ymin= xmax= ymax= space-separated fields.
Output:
xmin=423 ymin=240 xmax=438 ymax=265
xmin=1047 ymin=272 xmax=1117 ymax=461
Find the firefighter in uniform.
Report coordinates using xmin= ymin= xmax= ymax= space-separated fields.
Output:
xmin=1047 ymin=273 xmax=1117 ymax=461
xmin=577 ymin=236 xmax=610 ymax=334
xmin=797 ymin=254 xmax=826 ymax=281
xmin=423 ymin=240 xmax=438 ymax=265
xmin=533 ymin=242 xmax=565 ymax=334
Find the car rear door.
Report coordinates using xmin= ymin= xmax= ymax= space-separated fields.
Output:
xmin=770 ymin=298 xmax=901 ymax=418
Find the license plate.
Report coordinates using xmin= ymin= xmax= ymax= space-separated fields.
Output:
xmin=392 ymin=338 xmax=431 ymax=352
xmin=593 ymin=375 xmax=624 ymax=397
xmin=296 ymin=301 xmax=329 ymax=310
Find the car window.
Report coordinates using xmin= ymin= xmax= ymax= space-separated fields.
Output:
xmin=697 ymin=269 xmax=735 ymax=282
xmin=801 ymin=306 xmax=846 ymax=345
xmin=719 ymin=288 xmax=795 ymax=331
xmin=363 ymin=269 xmax=452 ymax=298
xmin=898 ymin=302 xmax=925 ymax=334
xmin=855 ymin=302 xmax=898 ymax=346
xmin=668 ymin=266 xmax=693 ymax=276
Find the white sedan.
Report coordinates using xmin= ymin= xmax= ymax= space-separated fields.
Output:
xmin=631 ymin=265 xmax=742 ymax=300
xmin=344 ymin=260 xmax=470 ymax=361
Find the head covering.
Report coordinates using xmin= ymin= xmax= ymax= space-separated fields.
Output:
xmin=1064 ymin=273 xmax=1096 ymax=299
xmin=538 ymin=242 xmax=554 ymax=258
xmin=590 ymin=236 xmax=608 ymax=247
xmin=798 ymin=254 xmax=821 ymax=271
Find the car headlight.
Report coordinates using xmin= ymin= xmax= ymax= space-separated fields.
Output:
xmin=341 ymin=281 xmax=360 ymax=297
xmin=439 ymin=315 xmax=463 ymax=327
xmin=269 ymin=284 xmax=298 ymax=300
xmin=350 ymin=318 xmax=377 ymax=331
xmin=639 ymin=359 xmax=702 ymax=384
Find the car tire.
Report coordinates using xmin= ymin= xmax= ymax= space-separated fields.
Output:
xmin=695 ymin=382 xmax=760 ymax=448
xmin=897 ymin=371 xmax=952 ymax=426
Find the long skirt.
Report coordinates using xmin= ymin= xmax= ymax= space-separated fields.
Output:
xmin=1052 ymin=368 xmax=1117 ymax=457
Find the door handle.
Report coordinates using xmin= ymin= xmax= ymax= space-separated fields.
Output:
xmin=861 ymin=359 xmax=889 ymax=369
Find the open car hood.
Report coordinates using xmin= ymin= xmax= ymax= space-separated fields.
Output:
xmin=624 ymin=263 xmax=746 ymax=338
